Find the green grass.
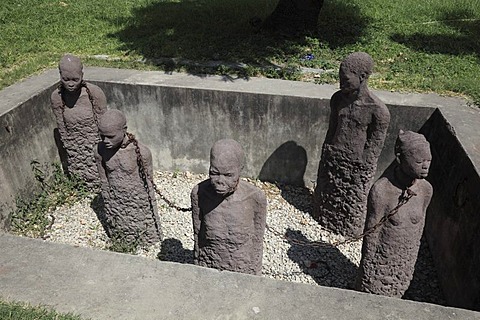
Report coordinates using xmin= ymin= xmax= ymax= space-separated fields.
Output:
xmin=0 ymin=0 xmax=479 ymax=105
xmin=11 ymin=161 xmax=90 ymax=238
xmin=0 ymin=300 xmax=85 ymax=320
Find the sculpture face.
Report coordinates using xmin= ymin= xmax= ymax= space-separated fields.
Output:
xmin=99 ymin=125 xmax=125 ymax=149
xmin=60 ymin=67 xmax=83 ymax=92
xmin=400 ymin=147 xmax=432 ymax=179
xmin=339 ymin=67 xmax=362 ymax=94
xmin=209 ymin=158 xmax=241 ymax=196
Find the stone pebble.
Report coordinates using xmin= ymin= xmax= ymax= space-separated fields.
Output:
xmin=43 ymin=170 xmax=444 ymax=304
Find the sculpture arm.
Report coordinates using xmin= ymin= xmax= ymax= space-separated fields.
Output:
xmin=361 ymin=184 xmax=387 ymax=258
xmin=252 ymin=189 xmax=267 ymax=275
xmin=323 ymin=92 xmax=340 ymax=145
xmin=363 ymin=103 xmax=390 ymax=166
xmin=50 ymin=90 xmax=67 ymax=138
xmin=191 ymin=185 xmax=201 ymax=264
xmin=140 ymin=145 xmax=154 ymax=183
xmin=85 ymin=83 xmax=108 ymax=116
xmin=94 ymin=144 xmax=109 ymax=201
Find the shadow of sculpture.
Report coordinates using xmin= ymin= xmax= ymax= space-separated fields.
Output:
xmin=259 ymin=141 xmax=313 ymax=214
xmin=285 ymin=228 xmax=357 ymax=289
xmin=53 ymin=128 xmax=69 ymax=175
xmin=157 ymin=238 xmax=194 ymax=264
xmin=403 ymin=235 xmax=446 ymax=305
xmin=259 ymin=141 xmax=307 ymax=187
xmin=90 ymin=193 xmax=111 ymax=237
xmin=391 ymin=8 xmax=480 ymax=57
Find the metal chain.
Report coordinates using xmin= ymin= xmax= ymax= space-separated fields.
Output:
xmin=112 ymin=135 xmax=417 ymax=249
xmin=266 ymin=188 xmax=417 ymax=248
xmin=124 ymin=132 xmax=192 ymax=214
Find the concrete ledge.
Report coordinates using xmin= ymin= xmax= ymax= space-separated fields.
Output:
xmin=0 ymin=234 xmax=478 ymax=320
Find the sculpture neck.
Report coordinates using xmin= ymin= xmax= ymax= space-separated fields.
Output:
xmin=394 ymin=166 xmax=416 ymax=190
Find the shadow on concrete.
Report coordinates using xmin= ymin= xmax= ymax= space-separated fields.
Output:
xmin=403 ymin=235 xmax=446 ymax=305
xmin=106 ymin=0 xmax=369 ymax=76
xmin=391 ymin=8 xmax=480 ymax=57
xmin=259 ymin=141 xmax=307 ymax=187
xmin=53 ymin=128 xmax=69 ymax=175
xmin=285 ymin=228 xmax=357 ymax=289
xmin=259 ymin=141 xmax=314 ymax=214
xmin=157 ymin=238 xmax=194 ymax=264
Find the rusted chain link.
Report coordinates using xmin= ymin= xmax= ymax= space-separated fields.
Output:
xmin=266 ymin=188 xmax=416 ymax=248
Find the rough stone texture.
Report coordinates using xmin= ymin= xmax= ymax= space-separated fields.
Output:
xmin=95 ymin=110 xmax=162 ymax=245
xmin=191 ymin=139 xmax=267 ymax=275
xmin=356 ymin=131 xmax=433 ymax=297
xmin=51 ymin=54 xmax=107 ymax=187
xmin=313 ymin=52 xmax=391 ymax=237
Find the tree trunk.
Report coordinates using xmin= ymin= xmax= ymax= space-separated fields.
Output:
xmin=263 ymin=0 xmax=324 ymax=34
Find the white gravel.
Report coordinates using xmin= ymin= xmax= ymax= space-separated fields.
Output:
xmin=43 ymin=170 xmax=443 ymax=303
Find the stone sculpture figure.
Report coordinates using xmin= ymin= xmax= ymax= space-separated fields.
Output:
xmin=191 ymin=139 xmax=267 ymax=275
xmin=51 ymin=54 xmax=107 ymax=187
xmin=355 ymin=130 xmax=433 ymax=297
xmin=94 ymin=109 xmax=162 ymax=245
xmin=313 ymin=52 xmax=391 ymax=237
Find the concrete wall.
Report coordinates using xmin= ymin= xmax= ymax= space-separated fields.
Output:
xmin=420 ymin=108 xmax=480 ymax=310
xmin=0 ymin=70 xmax=60 ymax=230
xmin=1 ymin=68 xmax=479 ymax=310
xmin=89 ymin=72 xmax=434 ymax=187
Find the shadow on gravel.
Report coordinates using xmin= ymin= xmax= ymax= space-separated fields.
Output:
xmin=285 ymin=228 xmax=357 ymax=289
xmin=158 ymin=238 xmax=194 ymax=264
xmin=90 ymin=193 xmax=111 ymax=237
xmin=277 ymin=184 xmax=314 ymax=215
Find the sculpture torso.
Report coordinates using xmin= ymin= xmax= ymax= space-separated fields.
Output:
xmin=51 ymin=83 xmax=107 ymax=186
xmin=192 ymin=180 xmax=267 ymax=275
xmin=356 ymin=168 xmax=433 ymax=297
xmin=96 ymin=141 xmax=161 ymax=244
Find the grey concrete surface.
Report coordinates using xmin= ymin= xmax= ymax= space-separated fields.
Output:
xmin=1 ymin=233 xmax=478 ymax=320
xmin=0 ymin=70 xmax=60 ymax=230
xmin=1 ymin=68 xmax=480 ymax=311
xmin=420 ymin=109 xmax=480 ymax=310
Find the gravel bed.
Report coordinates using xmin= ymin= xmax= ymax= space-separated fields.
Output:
xmin=43 ymin=170 xmax=445 ymax=305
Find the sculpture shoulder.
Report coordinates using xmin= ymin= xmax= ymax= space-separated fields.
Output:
xmin=370 ymin=177 xmax=395 ymax=199
xmin=330 ymin=91 xmax=344 ymax=105
xmin=417 ymin=179 xmax=433 ymax=199
xmin=191 ymin=179 xmax=211 ymax=197
xmin=371 ymin=176 xmax=392 ymax=191
xmin=84 ymin=82 xmax=106 ymax=98
xmin=368 ymin=92 xmax=390 ymax=119
xmin=237 ymin=180 xmax=267 ymax=204
xmin=50 ymin=88 xmax=62 ymax=106
xmin=137 ymin=141 xmax=152 ymax=157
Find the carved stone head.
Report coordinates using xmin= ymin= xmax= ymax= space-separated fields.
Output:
xmin=339 ymin=52 xmax=374 ymax=94
xmin=58 ymin=54 xmax=84 ymax=92
xmin=98 ymin=110 xmax=127 ymax=150
xmin=209 ymin=139 xmax=245 ymax=196
xmin=395 ymin=130 xmax=432 ymax=179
